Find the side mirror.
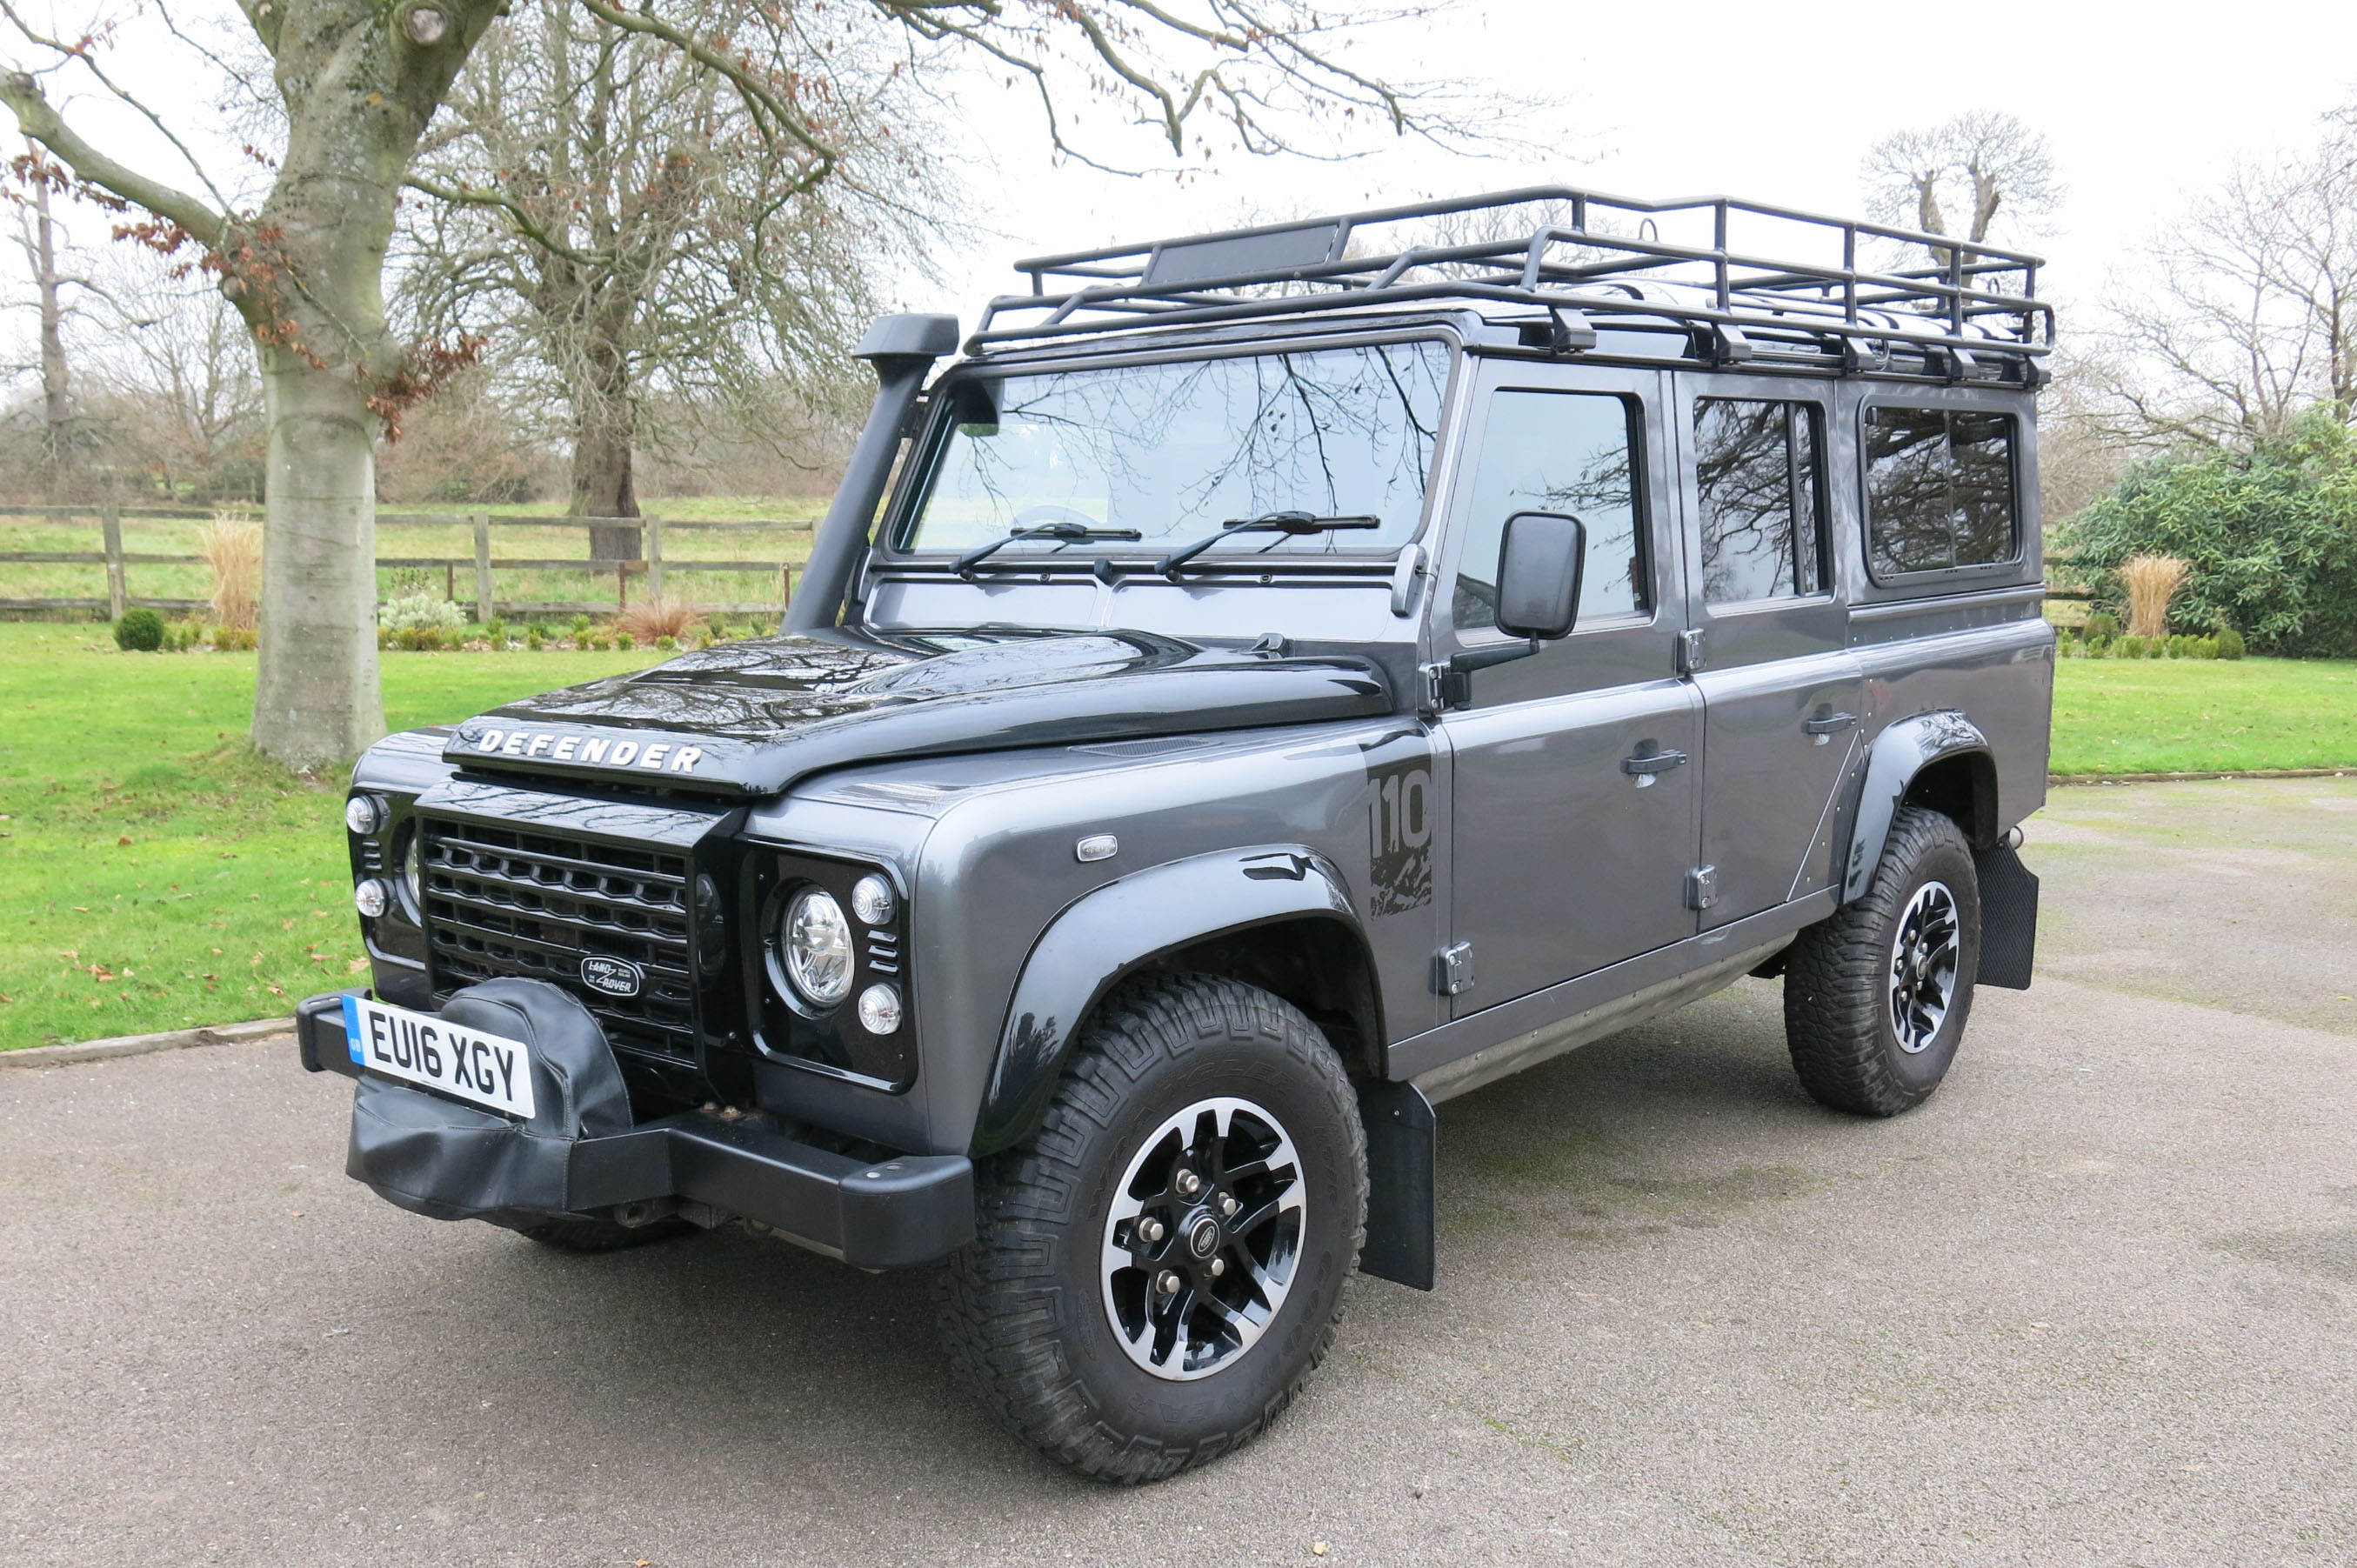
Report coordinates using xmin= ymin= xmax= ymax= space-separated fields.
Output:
xmin=1493 ymin=510 xmax=1585 ymax=639
xmin=1438 ymin=510 xmax=1586 ymax=708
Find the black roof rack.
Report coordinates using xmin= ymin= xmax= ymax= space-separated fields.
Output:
xmin=972 ymin=185 xmax=2051 ymax=370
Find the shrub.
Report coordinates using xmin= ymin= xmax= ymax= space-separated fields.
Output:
xmin=2120 ymin=554 xmax=2190 ymax=639
xmin=570 ymin=612 xmax=592 ymax=636
xmin=2190 ymin=636 xmax=2220 ymax=659
xmin=379 ymin=591 xmax=467 ymax=644
xmin=194 ymin=511 xmax=263 ymax=631
xmin=2216 ymin=628 xmax=2247 ymax=660
xmin=526 ymin=626 xmax=545 ymax=651
xmin=114 ymin=608 xmax=165 ymax=651
xmin=2084 ymin=632 xmax=2110 ymax=657
xmin=654 ymin=634 xmax=677 ymax=651
xmin=696 ymin=630 xmax=714 ymax=650
xmin=2082 ymin=612 xmax=2119 ymax=639
xmin=484 ymin=617 xmax=507 ymax=646
xmin=2112 ymin=635 xmax=2142 ymax=659
xmin=2060 ymin=407 xmax=2357 ymax=657
xmin=616 ymin=594 xmax=704 ymax=644
xmin=614 ymin=631 xmax=635 ymax=651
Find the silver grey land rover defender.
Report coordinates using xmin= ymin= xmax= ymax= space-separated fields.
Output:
xmin=299 ymin=187 xmax=2052 ymax=1482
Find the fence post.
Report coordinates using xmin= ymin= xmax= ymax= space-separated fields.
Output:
xmin=780 ymin=562 xmax=793 ymax=611
xmin=471 ymin=511 xmax=493 ymax=622
xmin=101 ymin=503 xmax=125 ymax=620
xmin=618 ymin=560 xmax=629 ymax=611
xmin=645 ymin=514 xmax=664 ymax=602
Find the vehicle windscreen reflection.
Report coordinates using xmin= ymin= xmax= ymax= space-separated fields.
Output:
xmin=897 ymin=342 xmax=1450 ymax=561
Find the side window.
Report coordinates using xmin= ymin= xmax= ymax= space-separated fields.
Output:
xmin=1454 ymin=390 xmax=1646 ymax=632
xmin=1864 ymin=406 xmax=2020 ymax=577
xmin=1694 ymin=398 xmax=1826 ymax=604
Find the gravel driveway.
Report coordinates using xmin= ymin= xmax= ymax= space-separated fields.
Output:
xmin=4 ymin=777 xmax=2353 ymax=1567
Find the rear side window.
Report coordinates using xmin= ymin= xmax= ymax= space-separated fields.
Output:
xmin=1694 ymin=398 xmax=1826 ymax=604
xmin=1864 ymin=406 xmax=2020 ymax=577
xmin=1456 ymin=389 xmax=1647 ymax=631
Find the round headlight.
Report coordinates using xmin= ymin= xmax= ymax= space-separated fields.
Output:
xmin=402 ymin=831 xmax=424 ymax=911
xmin=344 ymin=795 xmax=384 ymax=835
xmin=354 ymin=877 xmax=391 ymax=918
xmin=851 ymin=874 xmax=896 ymax=926
xmin=857 ymin=983 xmax=903 ymax=1036
xmin=781 ymin=886 xmax=854 ymax=1007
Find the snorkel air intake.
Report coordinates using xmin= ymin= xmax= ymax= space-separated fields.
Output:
xmin=783 ymin=313 xmax=961 ymax=634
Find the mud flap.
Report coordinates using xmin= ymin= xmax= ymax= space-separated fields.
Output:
xmin=1357 ymin=1079 xmax=1436 ymax=1291
xmin=346 ymin=978 xmax=632 ymax=1224
xmin=1973 ymin=841 xmax=2040 ymax=991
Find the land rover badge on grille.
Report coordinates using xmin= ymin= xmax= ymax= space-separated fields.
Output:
xmin=579 ymin=956 xmax=644 ymax=998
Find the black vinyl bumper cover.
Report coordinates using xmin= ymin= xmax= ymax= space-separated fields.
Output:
xmin=297 ymin=986 xmax=973 ymax=1269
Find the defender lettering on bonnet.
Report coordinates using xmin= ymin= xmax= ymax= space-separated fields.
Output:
xmin=470 ymin=727 xmax=703 ymax=773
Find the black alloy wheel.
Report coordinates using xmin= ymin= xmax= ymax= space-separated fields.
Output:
xmin=937 ymin=972 xmax=1365 ymax=1483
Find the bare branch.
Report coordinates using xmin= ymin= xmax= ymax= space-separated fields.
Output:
xmin=0 ymin=72 xmax=228 ymax=241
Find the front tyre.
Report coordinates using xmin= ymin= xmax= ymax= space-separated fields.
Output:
xmin=1784 ymin=804 xmax=1981 ymax=1118
xmin=937 ymin=973 xmax=1366 ymax=1483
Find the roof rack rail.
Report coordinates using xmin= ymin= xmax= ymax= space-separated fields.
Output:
xmin=972 ymin=185 xmax=2051 ymax=368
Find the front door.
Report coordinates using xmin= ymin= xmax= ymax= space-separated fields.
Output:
xmin=1674 ymin=379 xmax=1866 ymax=928
xmin=1438 ymin=362 xmax=1701 ymax=1018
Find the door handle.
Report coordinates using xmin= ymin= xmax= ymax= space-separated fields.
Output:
xmin=1803 ymin=711 xmax=1858 ymax=737
xmin=1621 ymin=746 xmax=1688 ymax=779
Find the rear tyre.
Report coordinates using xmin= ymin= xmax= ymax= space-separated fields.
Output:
xmin=1785 ymin=804 xmax=1981 ymax=1118
xmin=937 ymin=972 xmax=1366 ymax=1484
xmin=517 ymin=1216 xmax=695 ymax=1253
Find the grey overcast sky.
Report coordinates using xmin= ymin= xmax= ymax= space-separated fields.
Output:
xmin=3 ymin=0 xmax=2352 ymax=353
xmin=929 ymin=0 xmax=2357 ymax=330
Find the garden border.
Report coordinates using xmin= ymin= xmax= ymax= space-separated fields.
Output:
xmin=0 ymin=1014 xmax=291 ymax=1069
xmin=2051 ymin=768 xmax=2354 ymax=786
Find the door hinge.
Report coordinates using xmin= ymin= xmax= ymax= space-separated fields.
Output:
xmin=1435 ymin=941 xmax=1475 ymax=997
xmin=1685 ymin=864 xmax=1719 ymax=911
xmin=1419 ymin=661 xmax=1467 ymax=715
xmin=1676 ymin=628 xmax=1708 ymax=675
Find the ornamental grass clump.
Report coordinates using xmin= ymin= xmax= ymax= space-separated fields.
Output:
xmin=2119 ymin=553 xmax=2189 ymax=639
xmin=194 ymin=511 xmax=264 ymax=632
xmin=615 ymin=594 xmax=704 ymax=644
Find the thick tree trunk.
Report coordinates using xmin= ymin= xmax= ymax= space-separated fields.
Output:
xmin=250 ymin=358 xmax=384 ymax=771
xmin=570 ymin=333 xmax=640 ymax=563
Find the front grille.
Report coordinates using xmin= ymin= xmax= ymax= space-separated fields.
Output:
xmin=421 ymin=816 xmax=698 ymax=1060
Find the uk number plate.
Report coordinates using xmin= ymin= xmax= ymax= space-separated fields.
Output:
xmin=343 ymin=995 xmax=538 ymax=1119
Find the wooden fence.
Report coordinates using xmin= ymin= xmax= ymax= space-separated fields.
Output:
xmin=0 ymin=504 xmax=811 ymax=619
xmin=3 ymin=501 xmax=2095 ymax=619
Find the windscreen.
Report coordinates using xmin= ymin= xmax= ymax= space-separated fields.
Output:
xmin=895 ymin=341 xmax=1451 ymax=559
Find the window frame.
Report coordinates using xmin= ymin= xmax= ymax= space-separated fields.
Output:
xmin=1691 ymin=394 xmax=1833 ymax=611
xmin=1857 ymin=397 xmax=2026 ymax=589
xmin=873 ymin=326 xmax=1466 ymax=568
xmin=1445 ymin=383 xmax=1657 ymax=640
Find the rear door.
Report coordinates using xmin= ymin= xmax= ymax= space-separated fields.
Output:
xmin=1674 ymin=377 xmax=1865 ymax=927
xmin=1436 ymin=360 xmax=1701 ymax=1016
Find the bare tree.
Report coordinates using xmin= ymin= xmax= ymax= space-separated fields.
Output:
xmin=1862 ymin=110 xmax=2062 ymax=260
xmin=403 ymin=0 xmax=931 ymax=559
xmin=2096 ymin=105 xmax=2357 ymax=451
xmin=0 ymin=0 xmax=1473 ymax=769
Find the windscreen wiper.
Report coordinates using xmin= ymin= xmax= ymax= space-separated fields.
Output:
xmin=952 ymin=520 xmax=1142 ymax=579
xmin=1157 ymin=512 xmax=1382 ymax=581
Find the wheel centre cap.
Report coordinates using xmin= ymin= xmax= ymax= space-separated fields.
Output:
xmin=1187 ymin=1215 xmax=1221 ymax=1259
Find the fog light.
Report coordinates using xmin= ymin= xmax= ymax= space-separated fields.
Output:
xmin=856 ymin=982 xmax=902 ymax=1036
xmin=851 ymin=873 xmax=896 ymax=926
xmin=344 ymin=795 xmax=384 ymax=834
xmin=354 ymin=878 xmax=391 ymax=918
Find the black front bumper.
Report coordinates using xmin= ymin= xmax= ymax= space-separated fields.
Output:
xmin=297 ymin=991 xmax=972 ymax=1269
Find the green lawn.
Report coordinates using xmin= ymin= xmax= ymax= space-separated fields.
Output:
xmin=2051 ymin=657 xmax=2357 ymax=775
xmin=3 ymin=627 xmax=2351 ymax=1050
xmin=0 ymin=624 xmax=668 ymax=1050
